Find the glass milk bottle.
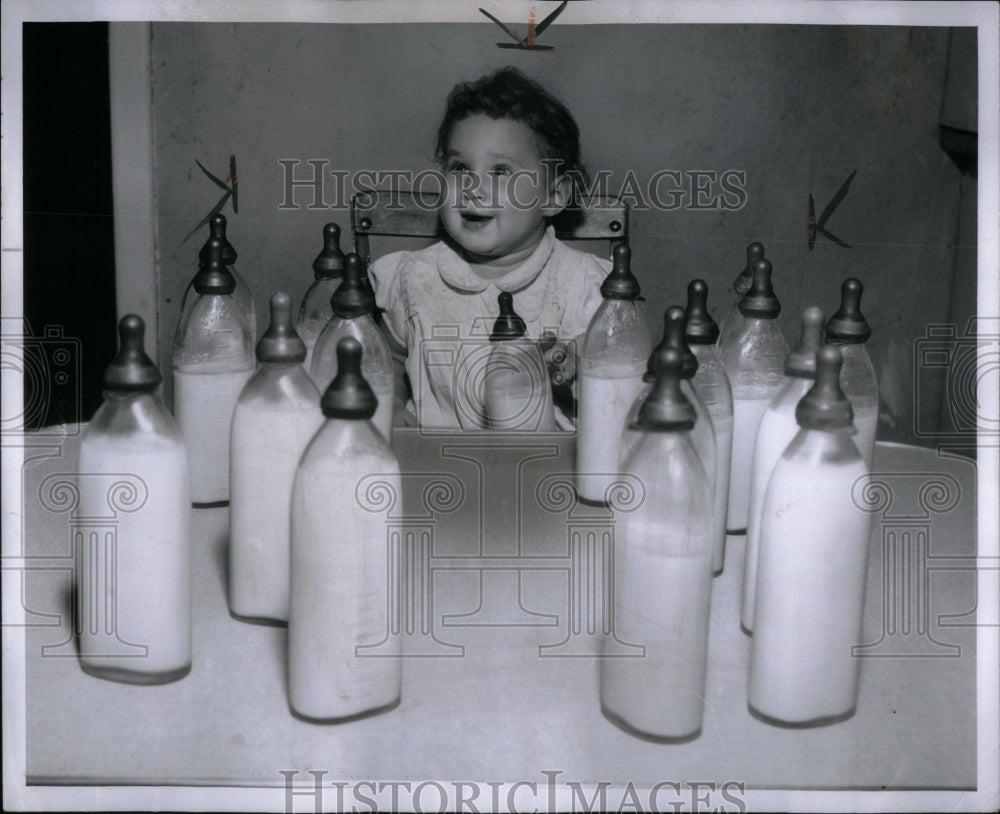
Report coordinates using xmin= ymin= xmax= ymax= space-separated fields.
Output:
xmin=179 ymin=214 xmax=256 ymax=342
xmin=716 ymin=241 xmax=764 ymax=355
xmin=741 ymin=306 xmax=824 ymax=634
xmin=749 ymin=346 xmax=872 ymax=726
xmin=577 ymin=244 xmax=651 ymax=503
xmin=721 ymin=257 xmax=788 ymax=532
xmin=297 ymin=222 xmax=345 ymax=373
xmin=229 ymin=292 xmax=323 ymax=624
xmin=601 ymin=346 xmax=714 ymax=741
xmin=685 ymin=280 xmax=734 ymax=575
xmin=484 ymin=292 xmax=556 ymax=431
xmin=310 ymin=253 xmax=394 ymax=441
xmin=288 ymin=337 xmax=402 ymax=722
xmin=621 ymin=308 xmax=716 ymax=530
xmin=77 ymin=315 xmax=191 ymax=684
xmin=825 ymin=278 xmax=878 ymax=469
xmin=172 ymin=235 xmax=255 ymax=504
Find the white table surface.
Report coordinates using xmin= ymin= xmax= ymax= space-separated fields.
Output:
xmin=22 ymin=430 xmax=978 ymax=790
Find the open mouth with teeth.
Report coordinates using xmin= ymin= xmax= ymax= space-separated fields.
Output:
xmin=460 ymin=211 xmax=495 ymax=229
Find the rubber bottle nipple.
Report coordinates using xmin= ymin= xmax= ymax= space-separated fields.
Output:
xmin=738 ymin=258 xmax=781 ymax=318
xmin=599 ymin=244 xmax=642 ymax=300
xmin=824 ymin=278 xmax=871 ymax=344
xmin=684 ymin=279 xmax=720 ymax=345
xmin=795 ymin=345 xmax=854 ymax=430
xmin=664 ymin=306 xmax=699 ymax=379
xmin=320 ymin=337 xmax=378 ymax=420
xmin=329 ymin=254 xmax=375 ymax=318
xmin=490 ymin=292 xmax=526 ymax=341
xmin=193 ymin=235 xmax=237 ymax=295
xmin=784 ymin=307 xmax=825 ymax=378
xmin=198 ymin=213 xmax=238 ymax=267
xmin=103 ymin=314 xmax=162 ymax=391
xmin=732 ymin=242 xmax=765 ymax=296
xmin=313 ymin=223 xmax=345 ymax=280
xmin=633 ymin=346 xmax=696 ymax=432
xmin=256 ymin=292 xmax=307 ymax=363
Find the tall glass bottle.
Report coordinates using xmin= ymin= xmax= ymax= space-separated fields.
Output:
xmin=740 ymin=306 xmax=824 ymax=634
xmin=78 ymin=315 xmax=191 ymax=684
xmin=229 ymin=292 xmax=323 ymax=625
xmin=484 ymin=292 xmax=556 ymax=431
xmin=601 ymin=346 xmax=714 ymax=741
xmin=577 ymin=244 xmax=651 ymax=503
xmin=310 ymin=253 xmax=394 ymax=441
xmin=721 ymin=258 xmax=788 ymax=532
xmin=685 ymin=280 xmax=734 ymax=575
xmin=179 ymin=214 xmax=256 ymax=342
xmin=825 ymin=278 xmax=878 ymax=469
xmin=716 ymin=241 xmax=764 ymax=355
xmin=297 ymin=222 xmax=345 ymax=373
xmin=749 ymin=346 xmax=872 ymax=726
xmin=288 ymin=337 xmax=402 ymax=722
xmin=173 ymin=235 xmax=255 ymax=504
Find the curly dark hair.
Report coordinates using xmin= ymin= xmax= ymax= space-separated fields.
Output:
xmin=435 ymin=67 xmax=587 ymax=233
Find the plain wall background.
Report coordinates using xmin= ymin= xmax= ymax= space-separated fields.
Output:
xmin=148 ymin=22 xmax=977 ymax=446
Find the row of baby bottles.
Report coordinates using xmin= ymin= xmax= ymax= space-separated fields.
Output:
xmin=76 ymin=218 xmax=404 ymax=721
xmin=572 ymin=241 xmax=879 ymax=739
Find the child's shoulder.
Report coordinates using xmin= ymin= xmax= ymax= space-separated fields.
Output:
xmin=369 ymin=242 xmax=450 ymax=278
xmin=547 ymin=237 xmax=612 ymax=282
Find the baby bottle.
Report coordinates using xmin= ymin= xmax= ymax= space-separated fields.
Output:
xmin=740 ymin=306 xmax=824 ymax=634
xmin=288 ymin=337 xmax=402 ymax=722
xmin=172 ymin=235 xmax=255 ymax=504
xmin=297 ymin=222 xmax=345 ymax=373
xmin=179 ymin=214 xmax=256 ymax=342
xmin=601 ymin=346 xmax=714 ymax=741
xmin=621 ymin=309 xmax=716 ymax=527
xmin=685 ymin=280 xmax=734 ymax=575
xmin=576 ymin=244 xmax=651 ymax=503
xmin=77 ymin=315 xmax=191 ymax=684
xmin=310 ymin=253 xmax=394 ymax=441
xmin=748 ymin=346 xmax=872 ymax=726
xmin=484 ymin=292 xmax=556 ymax=431
xmin=716 ymin=241 xmax=765 ymax=355
xmin=721 ymin=257 xmax=788 ymax=532
xmin=229 ymin=292 xmax=323 ymax=624
xmin=825 ymin=278 xmax=878 ymax=469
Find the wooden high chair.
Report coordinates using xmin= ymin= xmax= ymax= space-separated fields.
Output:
xmin=350 ymin=189 xmax=628 ymax=266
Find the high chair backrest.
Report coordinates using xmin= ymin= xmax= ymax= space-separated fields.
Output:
xmin=351 ymin=189 xmax=628 ymax=266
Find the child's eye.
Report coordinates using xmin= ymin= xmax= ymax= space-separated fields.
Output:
xmin=446 ymin=161 xmax=469 ymax=173
xmin=488 ymin=165 xmax=513 ymax=176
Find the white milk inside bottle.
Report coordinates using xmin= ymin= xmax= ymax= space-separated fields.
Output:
xmin=174 ymin=365 xmax=254 ymax=503
xmin=289 ymin=450 xmax=401 ymax=720
xmin=727 ymin=386 xmax=776 ymax=530
xmin=749 ymin=447 xmax=870 ymax=723
xmin=231 ymin=397 xmax=322 ymax=621
xmin=78 ymin=436 xmax=191 ymax=677
xmin=579 ymin=366 xmax=647 ymax=500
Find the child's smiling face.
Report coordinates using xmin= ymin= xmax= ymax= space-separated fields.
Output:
xmin=441 ymin=115 xmax=567 ymax=266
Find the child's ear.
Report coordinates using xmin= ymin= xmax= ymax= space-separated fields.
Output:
xmin=541 ymin=174 xmax=571 ymax=218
